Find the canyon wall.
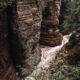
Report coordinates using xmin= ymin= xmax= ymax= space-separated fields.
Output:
xmin=8 ymin=0 xmax=42 ymax=76
xmin=0 ymin=0 xmax=42 ymax=79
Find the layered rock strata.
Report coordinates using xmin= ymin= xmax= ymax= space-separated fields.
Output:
xmin=40 ymin=0 xmax=62 ymax=47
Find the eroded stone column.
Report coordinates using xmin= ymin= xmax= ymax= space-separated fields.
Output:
xmin=40 ymin=0 xmax=62 ymax=47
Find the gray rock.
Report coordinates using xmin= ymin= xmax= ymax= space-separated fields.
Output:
xmin=8 ymin=0 xmax=42 ymax=76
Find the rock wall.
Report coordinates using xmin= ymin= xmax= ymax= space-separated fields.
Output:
xmin=0 ymin=10 xmax=17 ymax=80
xmin=40 ymin=0 xmax=62 ymax=47
xmin=7 ymin=0 xmax=42 ymax=76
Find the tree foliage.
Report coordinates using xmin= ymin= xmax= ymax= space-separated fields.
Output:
xmin=0 ymin=0 xmax=16 ymax=9
xmin=63 ymin=0 xmax=80 ymax=31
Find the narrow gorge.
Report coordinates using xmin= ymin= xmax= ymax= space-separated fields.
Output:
xmin=0 ymin=0 xmax=80 ymax=80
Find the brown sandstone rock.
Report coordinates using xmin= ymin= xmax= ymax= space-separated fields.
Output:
xmin=40 ymin=1 xmax=62 ymax=47
xmin=43 ymin=19 xmax=59 ymax=26
xmin=40 ymin=25 xmax=63 ymax=47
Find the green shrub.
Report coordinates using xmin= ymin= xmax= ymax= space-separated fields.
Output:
xmin=0 ymin=0 xmax=16 ymax=9
xmin=63 ymin=0 xmax=80 ymax=31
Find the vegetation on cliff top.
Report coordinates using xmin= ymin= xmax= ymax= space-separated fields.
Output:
xmin=63 ymin=0 xmax=80 ymax=31
xmin=0 ymin=0 xmax=16 ymax=9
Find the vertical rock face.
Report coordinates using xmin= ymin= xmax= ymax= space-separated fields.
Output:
xmin=0 ymin=10 xmax=17 ymax=80
xmin=8 ymin=0 xmax=42 ymax=75
xmin=40 ymin=0 xmax=62 ymax=47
